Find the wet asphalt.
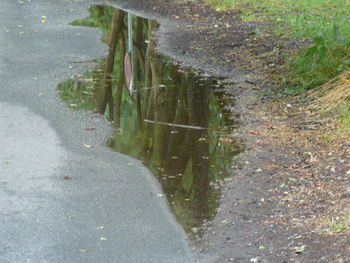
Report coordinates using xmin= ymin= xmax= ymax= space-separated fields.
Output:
xmin=0 ymin=0 xmax=193 ymax=262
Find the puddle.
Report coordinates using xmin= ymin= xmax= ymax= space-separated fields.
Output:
xmin=59 ymin=5 xmax=242 ymax=237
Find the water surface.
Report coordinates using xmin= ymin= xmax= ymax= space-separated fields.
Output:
xmin=59 ymin=5 xmax=241 ymax=236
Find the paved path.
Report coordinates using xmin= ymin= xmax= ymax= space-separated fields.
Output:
xmin=0 ymin=0 xmax=193 ymax=262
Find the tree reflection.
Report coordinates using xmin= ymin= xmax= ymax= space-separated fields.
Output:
xmin=58 ymin=6 xmax=241 ymax=235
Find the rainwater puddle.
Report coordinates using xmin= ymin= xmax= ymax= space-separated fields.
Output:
xmin=58 ymin=5 xmax=242 ymax=237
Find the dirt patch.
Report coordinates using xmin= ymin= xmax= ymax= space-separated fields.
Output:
xmin=108 ymin=0 xmax=350 ymax=262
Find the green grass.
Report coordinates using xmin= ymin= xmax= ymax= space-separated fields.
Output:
xmin=290 ymin=33 xmax=350 ymax=89
xmin=330 ymin=222 xmax=348 ymax=232
xmin=203 ymin=0 xmax=350 ymax=127
xmin=226 ymin=0 xmax=350 ymax=40
xmin=338 ymin=106 xmax=350 ymax=130
xmin=204 ymin=0 xmax=350 ymax=91
xmin=329 ymin=205 xmax=350 ymax=232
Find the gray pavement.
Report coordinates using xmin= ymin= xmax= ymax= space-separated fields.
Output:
xmin=0 ymin=0 xmax=193 ymax=262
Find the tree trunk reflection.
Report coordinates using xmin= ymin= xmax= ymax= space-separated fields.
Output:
xmin=58 ymin=6 xmax=239 ymax=236
xmin=97 ymin=9 xmax=125 ymax=116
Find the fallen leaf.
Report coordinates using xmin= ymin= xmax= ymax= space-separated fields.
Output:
xmin=78 ymin=249 xmax=87 ymax=253
xmin=219 ymin=137 xmax=233 ymax=143
xmin=83 ymin=144 xmax=92 ymax=149
xmin=293 ymin=245 xmax=305 ymax=254
xmin=100 ymin=236 xmax=107 ymax=241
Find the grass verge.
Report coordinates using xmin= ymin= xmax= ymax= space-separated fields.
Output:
xmin=204 ymin=0 xmax=350 ymax=129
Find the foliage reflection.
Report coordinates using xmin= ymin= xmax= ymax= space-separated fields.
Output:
xmin=58 ymin=6 xmax=241 ymax=235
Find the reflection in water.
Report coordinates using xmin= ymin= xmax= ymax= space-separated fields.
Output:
xmin=59 ymin=6 xmax=242 ymax=236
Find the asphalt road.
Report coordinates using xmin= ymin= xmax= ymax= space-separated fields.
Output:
xmin=0 ymin=0 xmax=193 ymax=262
